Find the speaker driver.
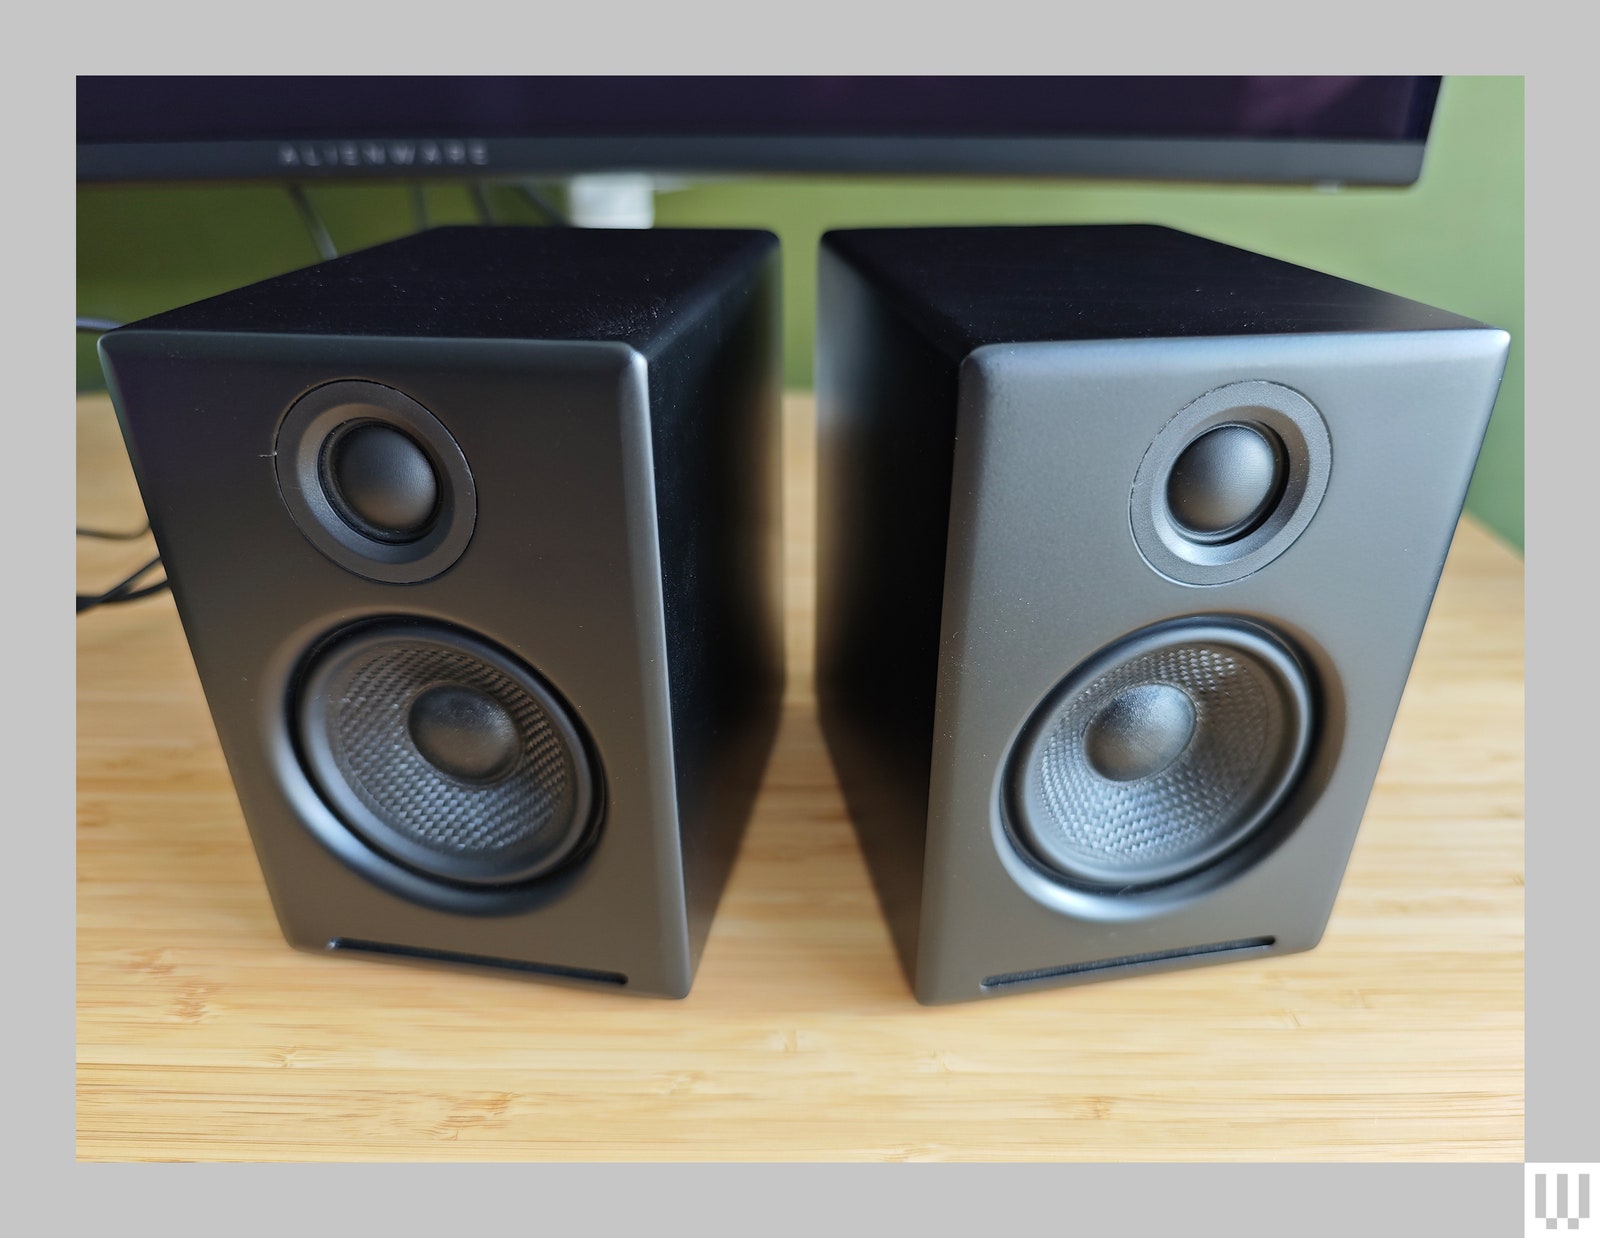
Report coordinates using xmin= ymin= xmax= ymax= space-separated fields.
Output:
xmin=1129 ymin=380 xmax=1332 ymax=587
xmin=1005 ymin=618 xmax=1312 ymax=889
xmin=275 ymin=380 xmax=477 ymax=583
xmin=297 ymin=622 xmax=598 ymax=886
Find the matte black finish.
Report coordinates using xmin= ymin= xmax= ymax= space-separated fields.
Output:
xmin=100 ymin=226 xmax=783 ymax=998
xmin=816 ymin=224 xmax=1509 ymax=1004
xmin=821 ymin=226 xmax=1482 ymax=356
xmin=814 ymin=243 xmax=960 ymax=977
xmin=127 ymin=226 xmax=775 ymax=343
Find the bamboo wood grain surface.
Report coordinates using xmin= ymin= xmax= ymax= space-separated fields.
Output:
xmin=76 ymin=392 xmax=1524 ymax=1162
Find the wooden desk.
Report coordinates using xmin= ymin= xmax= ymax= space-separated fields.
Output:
xmin=77 ymin=392 xmax=1524 ymax=1161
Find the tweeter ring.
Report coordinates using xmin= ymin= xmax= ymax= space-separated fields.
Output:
xmin=1130 ymin=380 xmax=1331 ymax=586
xmin=275 ymin=379 xmax=477 ymax=583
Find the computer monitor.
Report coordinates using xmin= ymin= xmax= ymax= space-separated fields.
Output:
xmin=76 ymin=76 xmax=1442 ymax=187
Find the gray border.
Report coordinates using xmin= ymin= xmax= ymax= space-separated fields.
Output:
xmin=58 ymin=1165 xmax=1522 ymax=1234
xmin=1524 ymin=68 xmax=1587 ymax=1160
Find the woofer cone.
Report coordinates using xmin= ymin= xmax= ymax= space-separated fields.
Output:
xmin=1004 ymin=617 xmax=1313 ymax=889
xmin=295 ymin=621 xmax=598 ymax=886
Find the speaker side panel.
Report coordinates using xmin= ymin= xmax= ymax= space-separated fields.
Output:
xmin=814 ymin=245 xmax=963 ymax=986
xmin=918 ymin=330 xmax=1509 ymax=1004
xmin=645 ymin=240 xmax=786 ymax=972
xmin=100 ymin=333 xmax=696 ymax=996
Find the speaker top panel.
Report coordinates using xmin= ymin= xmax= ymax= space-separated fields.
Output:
xmin=821 ymin=225 xmax=1487 ymax=361
xmin=112 ymin=225 xmax=778 ymax=357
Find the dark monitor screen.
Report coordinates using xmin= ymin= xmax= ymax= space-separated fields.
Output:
xmin=77 ymin=76 xmax=1442 ymax=186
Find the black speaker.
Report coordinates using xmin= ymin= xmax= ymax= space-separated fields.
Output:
xmin=815 ymin=224 xmax=1509 ymax=1004
xmin=100 ymin=226 xmax=784 ymax=998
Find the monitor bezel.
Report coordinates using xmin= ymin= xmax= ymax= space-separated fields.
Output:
xmin=77 ymin=133 xmax=1431 ymax=186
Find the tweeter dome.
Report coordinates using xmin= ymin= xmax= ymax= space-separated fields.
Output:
xmin=815 ymin=224 xmax=1509 ymax=1003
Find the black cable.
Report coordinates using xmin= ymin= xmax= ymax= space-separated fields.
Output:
xmin=517 ymin=184 xmax=571 ymax=227
xmin=98 ymin=577 xmax=170 ymax=608
xmin=77 ymin=520 xmax=151 ymax=540
xmin=286 ymin=183 xmax=338 ymax=260
xmin=77 ymin=554 xmax=169 ymax=615
xmin=77 ymin=313 xmax=162 ymax=607
xmin=471 ymin=183 xmax=495 ymax=225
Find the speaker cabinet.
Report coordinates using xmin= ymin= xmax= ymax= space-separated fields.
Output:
xmin=99 ymin=226 xmax=784 ymax=998
xmin=815 ymin=225 xmax=1509 ymax=1004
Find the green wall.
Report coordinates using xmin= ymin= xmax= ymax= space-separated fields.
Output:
xmin=77 ymin=76 xmax=1523 ymax=549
